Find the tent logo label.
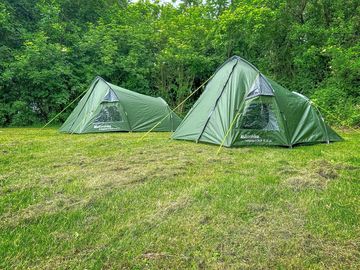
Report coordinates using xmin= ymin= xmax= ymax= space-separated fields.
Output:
xmin=240 ymin=134 xmax=260 ymax=139
xmin=94 ymin=124 xmax=113 ymax=130
xmin=240 ymin=134 xmax=272 ymax=143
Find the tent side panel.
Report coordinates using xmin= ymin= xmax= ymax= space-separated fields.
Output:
xmin=290 ymin=105 xmax=328 ymax=144
xmin=116 ymin=92 xmax=168 ymax=131
xmin=267 ymin=79 xmax=311 ymax=142
xmin=59 ymin=79 xmax=100 ymax=133
xmin=325 ymin=124 xmax=343 ymax=141
xmin=200 ymin=61 xmax=258 ymax=146
xmin=268 ymin=79 xmax=342 ymax=144
xmin=172 ymin=57 xmax=239 ymax=141
xmin=104 ymin=84 xmax=179 ymax=132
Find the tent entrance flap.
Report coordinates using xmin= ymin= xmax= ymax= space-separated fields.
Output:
xmin=95 ymin=103 xmax=123 ymax=123
xmin=91 ymin=102 xmax=130 ymax=132
xmin=238 ymin=97 xmax=279 ymax=131
xmin=233 ymin=95 xmax=288 ymax=145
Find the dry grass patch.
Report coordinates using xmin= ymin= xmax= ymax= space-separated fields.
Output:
xmin=1 ymin=194 xmax=88 ymax=227
xmin=280 ymin=159 xmax=341 ymax=192
xmin=82 ymin=148 xmax=196 ymax=192
xmin=217 ymin=202 xmax=360 ymax=269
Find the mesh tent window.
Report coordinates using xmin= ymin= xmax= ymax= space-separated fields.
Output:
xmin=247 ymin=75 xmax=274 ymax=99
xmin=94 ymin=88 xmax=123 ymax=123
xmin=94 ymin=103 xmax=123 ymax=123
xmin=102 ymin=88 xmax=119 ymax=103
xmin=240 ymin=102 xmax=279 ymax=130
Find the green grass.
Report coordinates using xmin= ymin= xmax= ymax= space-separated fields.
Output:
xmin=0 ymin=128 xmax=359 ymax=269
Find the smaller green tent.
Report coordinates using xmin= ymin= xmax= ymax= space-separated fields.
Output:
xmin=173 ymin=56 xmax=342 ymax=147
xmin=60 ymin=76 xmax=181 ymax=133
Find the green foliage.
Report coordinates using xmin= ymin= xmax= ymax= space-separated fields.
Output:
xmin=155 ymin=5 xmax=218 ymax=110
xmin=1 ymin=31 xmax=73 ymax=122
xmin=9 ymin=101 xmax=38 ymax=126
xmin=0 ymin=0 xmax=359 ymax=126
xmin=312 ymin=86 xmax=360 ymax=127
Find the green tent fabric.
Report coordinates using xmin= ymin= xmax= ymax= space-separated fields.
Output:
xmin=60 ymin=76 xmax=182 ymax=133
xmin=172 ymin=56 xmax=342 ymax=147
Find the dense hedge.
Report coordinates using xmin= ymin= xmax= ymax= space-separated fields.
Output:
xmin=0 ymin=0 xmax=359 ymax=126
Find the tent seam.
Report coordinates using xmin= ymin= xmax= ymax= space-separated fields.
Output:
xmin=312 ymin=102 xmax=330 ymax=144
xmin=69 ymin=77 xmax=100 ymax=132
xmin=197 ymin=59 xmax=239 ymax=143
xmin=262 ymin=75 xmax=292 ymax=147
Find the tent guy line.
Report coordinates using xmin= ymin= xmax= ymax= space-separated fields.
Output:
xmin=217 ymin=111 xmax=242 ymax=154
xmin=138 ymin=73 xmax=215 ymax=142
xmin=41 ymin=87 xmax=89 ymax=129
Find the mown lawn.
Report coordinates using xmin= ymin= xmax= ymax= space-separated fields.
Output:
xmin=0 ymin=128 xmax=359 ymax=269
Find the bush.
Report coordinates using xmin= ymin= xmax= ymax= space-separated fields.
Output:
xmin=8 ymin=101 xmax=38 ymax=127
xmin=312 ymin=86 xmax=360 ymax=127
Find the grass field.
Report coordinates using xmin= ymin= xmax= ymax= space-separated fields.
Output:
xmin=0 ymin=128 xmax=359 ymax=269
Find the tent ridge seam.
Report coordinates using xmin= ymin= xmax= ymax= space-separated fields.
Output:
xmin=197 ymin=59 xmax=239 ymax=142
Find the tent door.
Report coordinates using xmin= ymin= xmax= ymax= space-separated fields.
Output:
xmin=233 ymin=96 xmax=288 ymax=145
xmin=91 ymin=101 xmax=130 ymax=132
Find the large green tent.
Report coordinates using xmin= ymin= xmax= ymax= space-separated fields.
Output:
xmin=60 ymin=76 xmax=181 ymax=133
xmin=172 ymin=56 xmax=342 ymax=147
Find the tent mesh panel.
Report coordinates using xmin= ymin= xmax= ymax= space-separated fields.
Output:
xmin=240 ymin=102 xmax=279 ymax=131
xmin=102 ymin=89 xmax=119 ymax=102
xmin=94 ymin=103 xmax=123 ymax=123
xmin=247 ymin=75 xmax=274 ymax=99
